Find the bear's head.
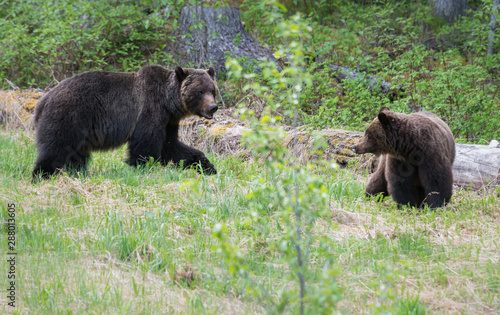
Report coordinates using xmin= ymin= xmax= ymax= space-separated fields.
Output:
xmin=354 ymin=106 xmax=399 ymax=156
xmin=176 ymin=66 xmax=218 ymax=119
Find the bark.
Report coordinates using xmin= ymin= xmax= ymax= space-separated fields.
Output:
xmin=174 ymin=6 xmax=281 ymax=72
xmin=487 ymin=0 xmax=499 ymax=55
xmin=433 ymin=0 xmax=468 ymax=24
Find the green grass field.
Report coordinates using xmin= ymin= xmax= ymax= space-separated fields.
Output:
xmin=0 ymin=129 xmax=499 ymax=314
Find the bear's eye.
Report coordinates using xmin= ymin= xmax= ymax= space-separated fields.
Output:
xmin=198 ymin=90 xmax=203 ymax=96
xmin=212 ymin=90 xmax=216 ymax=96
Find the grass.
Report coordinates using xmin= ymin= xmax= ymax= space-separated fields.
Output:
xmin=0 ymin=129 xmax=499 ymax=314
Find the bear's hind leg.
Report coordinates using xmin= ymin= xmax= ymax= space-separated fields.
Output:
xmin=418 ymin=161 xmax=453 ymax=208
xmin=67 ymin=150 xmax=90 ymax=174
xmin=33 ymin=144 xmax=91 ymax=179
xmin=33 ymin=156 xmax=60 ymax=179
xmin=32 ymin=147 xmax=67 ymax=179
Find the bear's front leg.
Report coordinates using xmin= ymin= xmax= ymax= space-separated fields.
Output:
xmin=385 ymin=157 xmax=421 ymax=208
xmin=127 ymin=129 xmax=164 ymax=166
xmin=161 ymin=141 xmax=216 ymax=174
xmin=161 ymin=124 xmax=216 ymax=174
xmin=366 ymin=155 xmax=389 ymax=199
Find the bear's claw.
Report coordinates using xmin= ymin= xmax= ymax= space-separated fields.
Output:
xmin=199 ymin=160 xmax=217 ymax=175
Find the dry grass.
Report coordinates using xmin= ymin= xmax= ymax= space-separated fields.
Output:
xmin=0 ymin=252 xmax=262 ymax=314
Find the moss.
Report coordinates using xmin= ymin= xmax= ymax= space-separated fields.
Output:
xmin=333 ymin=154 xmax=349 ymax=164
xmin=0 ymin=90 xmax=43 ymax=122
xmin=209 ymin=123 xmax=236 ymax=137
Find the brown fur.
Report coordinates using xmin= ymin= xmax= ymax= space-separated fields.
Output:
xmin=354 ymin=106 xmax=455 ymax=208
xmin=33 ymin=65 xmax=218 ymax=179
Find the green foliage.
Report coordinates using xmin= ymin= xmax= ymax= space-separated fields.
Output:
xmin=1 ymin=0 xmax=498 ymax=141
xmin=387 ymin=47 xmax=500 ymax=141
xmin=236 ymin=0 xmax=500 ymax=142
xmin=0 ymin=0 xmax=176 ymax=88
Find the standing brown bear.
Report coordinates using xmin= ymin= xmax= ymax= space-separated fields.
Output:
xmin=354 ymin=106 xmax=455 ymax=208
xmin=33 ymin=65 xmax=218 ymax=179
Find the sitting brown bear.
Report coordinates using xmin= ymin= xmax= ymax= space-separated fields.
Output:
xmin=33 ymin=65 xmax=218 ymax=179
xmin=354 ymin=106 xmax=455 ymax=208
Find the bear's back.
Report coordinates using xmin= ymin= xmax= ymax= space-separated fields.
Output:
xmin=56 ymin=71 xmax=136 ymax=101
xmin=34 ymin=70 xmax=138 ymax=123
xmin=411 ymin=111 xmax=455 ymax=164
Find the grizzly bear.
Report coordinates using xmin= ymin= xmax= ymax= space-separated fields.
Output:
xmin=32 ymin=65 xmax=218 ymax=179
xmin=353 ymin=106 xmax=455 ymax=208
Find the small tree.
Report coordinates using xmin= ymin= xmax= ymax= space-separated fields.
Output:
xmin=215 ymin=2 xmax=341 ymax=313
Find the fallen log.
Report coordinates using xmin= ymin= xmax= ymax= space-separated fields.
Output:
xmin=0 ymin=89 xmax=42 ymax=129
xmin=453 ymin=141 xmax=500 ymax=189
xmin=180 ymin=113 xmax=380 ymax=171
xmin=180 ymin=113 xmax=500 ymax=189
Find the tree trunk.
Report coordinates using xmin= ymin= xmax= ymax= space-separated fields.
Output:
xmin=174 ymin=6 xmax=281 ymax=72
xmin=488 ymin=0 xmax=499 ymax=55
xmin=433 ymin=0 xmax=467 ymax=24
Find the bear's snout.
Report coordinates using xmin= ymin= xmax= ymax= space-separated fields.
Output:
xmin=353 ymin=141 xmax=369 ymax=155
xmin=209 ymin=104 xmax=218 ymax=115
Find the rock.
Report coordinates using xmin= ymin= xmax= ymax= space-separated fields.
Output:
xmin=327 ymin=63 xmax=392 ymax=95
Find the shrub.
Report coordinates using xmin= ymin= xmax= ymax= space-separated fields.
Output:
xmin=0 ymin=0 xmax=175 ymax=89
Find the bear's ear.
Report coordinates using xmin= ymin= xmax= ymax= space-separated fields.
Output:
xmin=206 ymin=67 xmax=215 ymax=79
xmin=378 ymin=109 xmax=396 ymax=126
xmin=378 ymin=111 xmax=391 ymax=125
xmin=175 ymin=66 xmax=188 ymax=82
xmin=379 ymin=106 xmax=390 ymax=113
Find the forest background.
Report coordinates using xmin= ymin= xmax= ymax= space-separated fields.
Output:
xmin=0 ymin=0 xmax=499 ymax=314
